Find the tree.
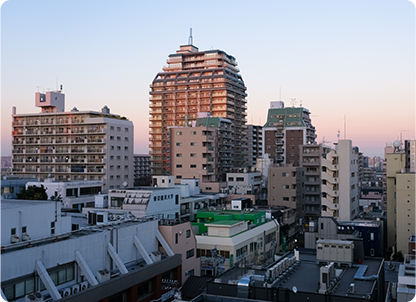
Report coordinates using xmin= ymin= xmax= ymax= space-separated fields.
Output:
xmin=16 ymin=185 xmax=48 ymax=200
xmin=50 ymin=194 xmax=63 ymax=202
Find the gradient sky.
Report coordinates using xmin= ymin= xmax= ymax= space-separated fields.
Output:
xmin=1 ymin=0 xmax=414 ymax=158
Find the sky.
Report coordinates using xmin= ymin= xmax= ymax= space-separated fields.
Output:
xmin=1 ymin=0 xmax=415 ymax=158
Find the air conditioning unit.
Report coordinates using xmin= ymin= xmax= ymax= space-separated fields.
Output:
xmin=22 ymin=233 xmax=31 ymax=241
xmin=25 ymin=292 xmax=44 ymax=302
xmin=60 ymin=288 xmax=71 ymax=298
xmin=151 ymin=251 xmax=162 ymax=262
xmin=97 ymin=268 xmax=110 ymax=283
xmin=11 ymin=235 xmax=19 ymax=243
xmin=71 ymin=284 xmax=80 ymax=295
xmin=79 ymin=281 xmax=89 ymax=291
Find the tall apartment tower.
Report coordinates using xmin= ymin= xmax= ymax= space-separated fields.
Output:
xmin=246 ymin=125 xmax=263 ymax=168
xmin=263 ymin=101 xmax=316 ymax=166
xmin=149 ymin=43 xmax=247 ymax=175
xmin=11 ymin=91 xmax=134 ymax=192
xmin=321 ymin=140 xmax=359 ymax=221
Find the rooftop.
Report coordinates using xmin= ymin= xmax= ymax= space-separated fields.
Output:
xmin=1 ymin=199 xmax=55 ymax=210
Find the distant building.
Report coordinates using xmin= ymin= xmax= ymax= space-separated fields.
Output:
xmin=321 ymin=140 xmax=359 ymax=221
xmin=11 ymin=91 xmax=134 ymax=192
xmin=263 ymin=101 xmax=316 ymax=166
xmin=1 ymin=175 xmax=37 ymax=199
xmin=246 ymin=124 xmax=263 ymax=168
xmin=227 ymin=171 xmax=262 ymax=196
xmin=1 ymin=155 xmax=12 ymax=169
xmin=149 ymin=43 xmax=247 ymax=175
xmin=133 ymin=154 xmax=151 ymax=186
xmin=170 ymin=116 xmax=233 ymax=183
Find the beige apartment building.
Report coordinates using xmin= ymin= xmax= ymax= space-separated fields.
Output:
xmin=11 ymin=91 xmax=134 ymax=192
xmin=149 ymin=43 xmax=248 ymax=175
xmin=267 ymin=165 xmax=305 ymax=221
xmin=170 ymin=116 xmax=232 ymax=183
xmin=159 ymin=220 xmax=201 ymax=285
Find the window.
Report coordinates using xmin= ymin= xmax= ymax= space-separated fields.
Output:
xmin=283 ymin=197 xmax=289 ymax=201
xmin=282 ymin=172 xmax=289 ymax=177
xmin=282 ymin=185 xmax=289 ymax=189
xmin=117 ymin=156 xmax=121 ymax=160
xmin=11 ymin=228 xmax=16 ymax=235
xmin=124 ymin=146 xmax=128 ymax=150
xmin=176 ymin=142 xmax=182 ymax=146
xmin=51 ymin=222 xmax=55 ymax=235
xmin=110 ymin=175 xmax=114 ymax=179
xmin=125 ymin=137 xmax=128 ymax=141
xmin=175 ymin=233 xmax=178 ymax=244
xmin=117 ymin=127 xmax=121 ymax=131
xmin=176 ymin=164 xmax=182 ymax=168
xmin=175 ymin=195 xmax=179 ymax=205
xmin=22 ymin=226 xmax=27 ymax=233
xmin=190 ymin=164 xmax=196 ymax=168
xmin=125 ymin=127 xmax=129 ymax=132
xmin=111 ymin=146 xmax=114 ymax=150
xmin=110 ymin=155 xmax=114 ymax=160
xmin=117 ymin=146 xmax=121 ymax=150
xmin=191 ymin=131 xmax=197 ymax=135
xmin=124 ymin=156 xmax=128 ymax=160
xmin=110 ymin=126 xmax=114 ymax=130
xmin=176 ymin=153 xmax=182 ymax=157
xmin=190 ymin=142 xmax=196 ymax=146
xmin=186 ymin=229 xmax=191 ymax=238
xmin=190 ymin=153 xmax=196 ymax=157
xmin=137 ymin=281 xmax=152 ymax=298
xmin=176 ymin=131 xmax=182 ymax=135
xmin=176 ymin=175 xmax=182 ymax=179
xmin=186 ymin=249 xmax=195 ymax=259
xmin=187 ymin=269 xmax=195 ymax=277
xmin=228 ymin=177 xmax=234 ymax=181
xmin=236 ymin=177 xmax=244 ymax=182
xmin=110 ymin=136 xmax=114 ymax=140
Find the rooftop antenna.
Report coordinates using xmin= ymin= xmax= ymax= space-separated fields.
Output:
xmin=56 ymin=77 xmax=58 ymax=91
xmin=299 ymin=99 xmax=302 ymax=107
xmin=188 ymin=28 xmax=193 ymax=45
xmin=36 ymin=86 xmax=40 ymax=92
xmin=337 ymin=130 xmax=340 ymax=140
xmin=344 ymin=115 xmax=346 ymax=139
xmin=290 ymin=98 xmax=296 ymax=107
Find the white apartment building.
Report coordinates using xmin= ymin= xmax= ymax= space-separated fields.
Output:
xmin=11 ymin=91 xmax=134 ymax=193
xmin=226 ymin=172 xmax=262 ymax=195
xmin=1 ymin=199 xmax=182 ymax=302
xmin=321 ymin=140 xmax=359 ymax=220
xmin=1 ymin=199 xmax=71 ymax=246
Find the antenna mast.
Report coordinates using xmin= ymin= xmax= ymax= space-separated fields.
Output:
xmin=188 ymin=28 xmax=193 ymax=45
xmin=344 ymin=115 xmax=346 ymax=139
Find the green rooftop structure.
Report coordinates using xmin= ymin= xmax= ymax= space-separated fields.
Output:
xmin=192 ymin=209 xmax=267 ymax=235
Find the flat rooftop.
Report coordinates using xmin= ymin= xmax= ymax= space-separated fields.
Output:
xmin=213 ymin=251 xmax=384 ymax=299
xmin=1 ymin=199 xmax=55 ymax=210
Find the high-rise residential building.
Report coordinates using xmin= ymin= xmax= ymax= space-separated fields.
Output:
xmin=149 ymin=43 xmax=247 ymax=175
xmin=133 ymin=154 xmax=151 ymax=186
xmin=299 ymin=144 xmax=323 ymax=220
xmin=170 ymin=116 xmax=232 ymax=183
xmin=11 ymin=91 xmax=134 ymax=192
xmin=263 ymin=101 xmax=316 ymax=166
xmin=321 ymin=140 xmax=359 ymax=221
xmin=246 ymin=125 xmax=263 ymax=168
xmin=385 ymin=140 xmax=416 ymax=253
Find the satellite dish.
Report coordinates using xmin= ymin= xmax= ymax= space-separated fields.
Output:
xmin=393 ymin=140 xmax=401 ymax=148
xmin=292 ymin=286 xmax=297 ymax=294
xmin=123 ymin=182 xmax=128 ymax=187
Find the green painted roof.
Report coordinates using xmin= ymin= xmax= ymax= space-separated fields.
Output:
xmin=206 ymin=220 xmax=242 ymax=226
xmin=195 ymin=117 xmax=221 ymax=128
xmin=263 ymin=107 xmax=306 ymax=128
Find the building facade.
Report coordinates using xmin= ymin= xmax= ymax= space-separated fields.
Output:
xmin=263 ymin=101 xmax=316 ymax=166
xmin=149 ymin=44 xmax=247 ymax=175
xmin=11 ymin=91 xmax=134 ymax=192
xmin=246 ymin=124 xmax=263 ymax=168
xmin=133 ymin=154 xmax=151 ymax=186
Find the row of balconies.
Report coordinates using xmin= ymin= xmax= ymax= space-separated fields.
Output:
xmin=13 ymin=166 xmax=105 ymax=173
xmin=12 ymin=118 xmax=87 ymax=127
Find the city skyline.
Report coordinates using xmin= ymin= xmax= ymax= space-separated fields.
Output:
xmin=1 ymin=0 xmax=414 ymax=158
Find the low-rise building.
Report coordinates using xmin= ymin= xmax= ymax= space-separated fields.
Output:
xmin=25 ymin=179 xmax=103 ymax=209
xmin=1 ymin=199 xmax=72 ymax=246
xmin=133 ymin=154 xmax=151 ymax=186
xmin=201 ymin=249 xmax=385 ymax=302
xmin=192 ymin=207 xmax=279 ymax=276
xmin=0 ymin=175 xmax=37 ymax=199
xmin=1 ymin=200 xmax=182 ymax=302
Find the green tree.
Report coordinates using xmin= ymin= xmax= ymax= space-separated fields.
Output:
xmin=50 ymin=194 xmax=63 ymax=202
xmin=16 ymin=185 xmax=48 ymax=200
